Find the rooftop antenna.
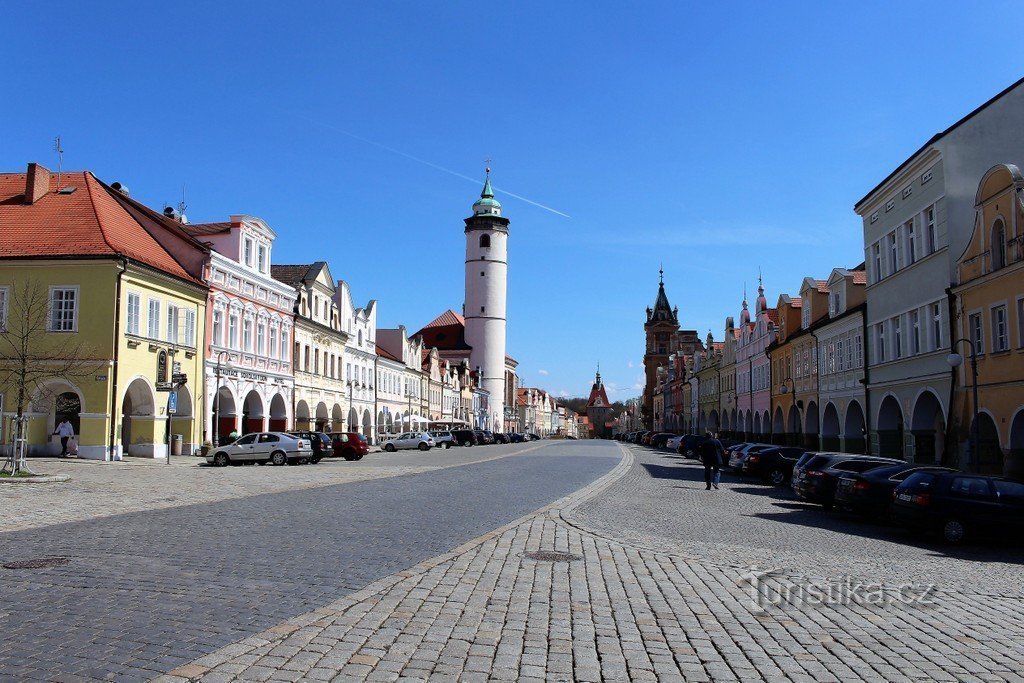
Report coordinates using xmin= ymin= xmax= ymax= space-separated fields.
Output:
xmin=53 ymin=136 xmax=64 ymax=189
xmin=177 ymin=184 xmax=187 ymax=223
xmin=659 ymin=263 xmax=664 ymax=284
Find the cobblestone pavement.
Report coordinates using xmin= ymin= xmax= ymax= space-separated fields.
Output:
xmin=572 ymin=445 xmax=1024 ymax=596
xmin=0 ymin=442 xmax=618 ymax=681
xmin=155 ymin=442 xmax=1024 ymax=683
xmin=1 ymin=442 xmax=549 ymax=532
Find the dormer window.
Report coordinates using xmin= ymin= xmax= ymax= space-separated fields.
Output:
xmin=257 ymin=244 xmax=267 ymax=273
xmin=831 ymin=293 xmax=841 ymax=316
xmin=244 ymin=238 xmax=254 ymax=267
xmin=801 ymin=305 xmax=810 ymax=329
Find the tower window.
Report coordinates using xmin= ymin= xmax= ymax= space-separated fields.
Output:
xmin=480 ymin=271 xmax=485 ymax=276
xmin=479 ymin=234 xmax=490 ymax=248
xmin=481 ymin=306 xmax=485 ymax=313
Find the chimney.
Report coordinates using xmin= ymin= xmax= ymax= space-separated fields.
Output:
xmin=25 ymin=163 xmax=51 ymax=204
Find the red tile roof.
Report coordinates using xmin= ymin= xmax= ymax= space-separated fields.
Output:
xmin=765 ymin=308 xmax=779 ymax=324
xmin=422 ymin=309 xmax=465 ymax=328
xmin=790 ymin=297 xmax=803 ymax=308
xmin=852 ymin=271 xmax=867 ymax=285
xmin=0 ymin=167 xmax=205 ymax=284
xmin=182 ymin=222 xmax=232 ymax=236
xmin=375 ymin=344 xmax=401 ymax=362
xmin=815 ymin=280 xmax=829 ymax=293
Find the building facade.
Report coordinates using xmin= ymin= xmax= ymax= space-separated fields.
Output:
xmin=335 ymin=280 xmax=377 ymax=442
xmin=951 ymin=163 xmax=1024 ymax=476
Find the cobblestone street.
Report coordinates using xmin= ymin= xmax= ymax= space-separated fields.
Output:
xmin=4 ymin=441 xmax=1024 ymax=682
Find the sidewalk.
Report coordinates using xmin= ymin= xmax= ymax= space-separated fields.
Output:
xmin=155 ymin=445 xmax=1024 ymax=682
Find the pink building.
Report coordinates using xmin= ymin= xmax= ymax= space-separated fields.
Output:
xmin=182 ymin=215 xmax=297 ymax=444
xmin=735 ymin=279 xmax=778 ymax=439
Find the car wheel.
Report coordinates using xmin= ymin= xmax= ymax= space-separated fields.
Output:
xmin=418 ymin=442 xmax=430 ymax=451
xmin=767 ymin=468 xmax=786 ymax=486
xmin=298 ymin=457 xmax=310 ymax=465
xmin=344 ymin=451 xmax=357 ymax=461
xmin=311 ymin=456 xmax=322 ymax=464
xmin=356 ymin=454 xmax=365 ymax=461
xmin=465 ymin=441 xmax=473 ymax=447
xmin=213 ymin=452 xmax=229 ymax=467
xmin=442 ymin=442 xmax=450 ymax=449
xmin=942 ymin=519 xmax=966 ymax=544
xmin=270 ymin=451 xmax=287 ymax=466
xmin=384 ymin=444 xmax=396 ymax=452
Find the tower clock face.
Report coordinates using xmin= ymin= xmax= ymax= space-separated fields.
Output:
xmin=595 ymin=399 xmax=603 ymax=406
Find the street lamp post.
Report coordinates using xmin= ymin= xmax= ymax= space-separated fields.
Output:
xmin=947 ymin=338 xmax=980 ymax=473
xmin=212 ymin=350 xmax=230 ymax=448
xmin=779 ymin=377 xmax=797 ymax=447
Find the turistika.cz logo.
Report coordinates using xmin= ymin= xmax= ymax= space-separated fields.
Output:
xmin=737 ymin=567 xmax=937 ymax=612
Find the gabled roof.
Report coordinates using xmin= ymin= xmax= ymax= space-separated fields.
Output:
xmin=416 ymin=309 xmax=470 ymax=351
xmin=271 ymin=263 xmax=321 ymax=286
xmin=375 ymin=344 xmax=401 ymax=362
xmin=0 ymin=167 xmax=206 ymax=285
xmin=182 ymin=222 xmax=232 ymax=236
xmin=422 ymin=309 xmax=465 ymax=328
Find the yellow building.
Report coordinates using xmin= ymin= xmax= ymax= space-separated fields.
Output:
xmin=951 ymin=163 xmax=1024 ymax=477
xmin=0 ymin=164 xmax=208 ymax=460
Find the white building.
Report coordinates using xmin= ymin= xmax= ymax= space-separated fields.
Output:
xmin=335 ymin=279 xmax=377 ymax=442
xmin=463 ymin=172 xmax=509 ymax=433
xmin=185 ymin=216 xmax=297 ymax=445
xmin=854 ymin=77 xmax=1024 ymax=463
xmin=271 ymin=262 xmax=350 ymax=433
xmin=376 ymin=326 xmax=426 ymax=436
xmin=813 ymin=267 xmax=868 ymax=454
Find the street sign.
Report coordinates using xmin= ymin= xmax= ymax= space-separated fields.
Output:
xmin=156 ymin=382 xmax=173 ymax=392
xmin=157 ymin=350 xmax=167 ymax=383
xmin=167 ymin=391 xmax=177 ymax=415
xmin=172 ymin=361 xmax=182 ymax=374
xmin=172 ymin=373 xmax=188 ymax=385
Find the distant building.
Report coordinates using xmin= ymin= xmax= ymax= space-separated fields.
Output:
xmin=585 ymin=368 xmax=613 ymax=438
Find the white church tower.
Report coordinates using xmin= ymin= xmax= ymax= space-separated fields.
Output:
xmin=463 ymin=169 xmax=509 ymax=430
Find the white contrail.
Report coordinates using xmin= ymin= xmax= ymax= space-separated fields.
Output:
xmin=300 ymin=117 xmax=571 ymax=218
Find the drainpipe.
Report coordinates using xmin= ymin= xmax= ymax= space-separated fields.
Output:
xmin=944 ymin=286 xmax=959 ymax=467
xmin=861 ymin=305 xmax=872 ymax=454
xmin=108 ymin=258 xmax=127 ymax=461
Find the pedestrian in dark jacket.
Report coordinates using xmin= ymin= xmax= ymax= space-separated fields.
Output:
xmin=699 ymin=431 xmax=724 ymax=490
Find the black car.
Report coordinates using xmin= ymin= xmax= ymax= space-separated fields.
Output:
xmin=493 ymin=432 xmax=510 ymax=444
xmin=476 ymin=430 xmax=494 ymax=445
xmin=650 ymin=433 xmax=678 ymax=449
xmin=678 ymin=434 xmax=707 ymax=458
xmin=286 ymin=431 xmax=330 ymax=463
xmin=741 ymin=446 xmax=805 ymax=485
xmin=450 ymin=429 xmax=478 ymax=447
xmin=527 ymin=433 xmax=541 ymax=441
xmin=509 ymin=433 xmax=527 ymax=443
xmin=892 ymin=472 xmax=1024 ymax=543
xmin=835 ymin=464 xmax=958 ymax=519
xmin=791 ymin=453 xmax=903 ymax=509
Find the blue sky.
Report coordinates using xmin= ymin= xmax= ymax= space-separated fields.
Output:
xmin=2 ymin=2 xmax=1020 ymax=400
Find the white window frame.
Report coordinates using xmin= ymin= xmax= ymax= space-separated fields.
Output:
xmin=872 ymin=243 xmax=882 ymax=283
xmin=184 ymin=309 xmax=196 ymax=348
xmin=910 ymin=309 xmax=920 ymax=355
xmin=228 ymin=314 xmax=239 ymax=349
xmin=876 ymin=322 xmax=886 ymax=363
xmin=888 ymin=231 xmax=898 ymax=275
xmin=126 ymin=291 xmax=141 ymax=336
xmin=257 ymin=244 xmax=267 ymax=273
xmin=243 ymin=318 xmax=253 ymax=352
xmin=269 ymin=326 xmax=278 ymax=358
xmin=892 ymin=315 xmax=902 ymax=359
xmin=855 ymin=334 xmax=863 ymax=368
xmin=244 ymin=238 xmax=254 ymax=267
xmin=931 ymin=303 xmax=943 ymax=351
xmin=991 ymin=304 xmax=1008 ymax=353
xmin=212 ymin=309 xmax=223 ymax=346
xmin=166 ymin=304 xmax=180 ymax=344
xmin=968 ymin=310 xmax=984 ymax=356
xmin=904 ymin=218 xmax=916 ymax=266
xmin=147 ymin=298 xmax=161 ymax=339
xmin=257 ymin=322 xmax=266 ymax=355
xmin=924 ymin=204 xmax=937 ymax=255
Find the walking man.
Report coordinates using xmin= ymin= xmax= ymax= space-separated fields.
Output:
xmin=53 ymin=418 xmax=75 ymax=458
xmin=700 ymin=430 xmax=725 ymax=490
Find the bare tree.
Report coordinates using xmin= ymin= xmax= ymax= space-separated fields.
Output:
xmin=0 ymin=279 xmax=103 ymax=474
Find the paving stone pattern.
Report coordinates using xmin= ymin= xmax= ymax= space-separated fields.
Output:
xmin=159 ymin=444 xmax=1024 ymax=683
xmin=0 ymin=443 xmax=618 ymax=681
xmin=2 ymin=442 xmax=549 ymax=533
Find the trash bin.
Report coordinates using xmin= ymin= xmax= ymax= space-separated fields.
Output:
xmin=171 ymin=434 xmax=183 ymax=456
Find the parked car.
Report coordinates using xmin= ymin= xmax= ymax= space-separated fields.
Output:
xmin=450 ymin=429 xmax=479 ymax=447
xmin=527 ymin=433 xmax=541 ymax=441
xmin=493 ymin=432 xmax=510 ymax=444
xmin=382 ymin=432 xmax=435 ymax=452
xmin=428 ymin=430 xmax=456 ymax=449
xmin=287 ymin=430 xmax=330 ymax=463
xmin=835 ymin=464 xmax=959 ymax=519
xmin=475 ymin=430 xmax=494 ymax=445
xmin=892 ymin=472 xmax=1024 ymax=543
xmin=792 ymin=453 xmax=903 ymax=509
xmin=741 ymin=446 xmax=806 ymax=485
xmin=666 ymin=435 xmax=685 ymax=451
xmin=650 ymin=433 xmax=678 ymax=449
xmin=509 ymin=432 xmax=527 ymax=443
xmin=678 ymin=434 xmax=707 ymax=457
xmin=207 ymin=432 xmax=312 ymax=466
xmin=727 ymin=443 xmax=774 ymax=470
xmin=329 ymin=432 xmax=369 ymax=460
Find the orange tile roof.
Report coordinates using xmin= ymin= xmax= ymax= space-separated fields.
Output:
xmin=765 ymin=308 xmax=780 ymax=324
xmin=375 ymin=344 xmax=401 ymax=362
xmin=0 ymin=167 xmax=204 ymax=284
xmin=852 ymin=271 xmax=867 ymax=285
xmin=815 ymin=280 xmax=829 ymax=293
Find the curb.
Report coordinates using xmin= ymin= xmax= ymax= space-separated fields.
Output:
xmin=0 ymin=474 xmax=70 ymax=484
